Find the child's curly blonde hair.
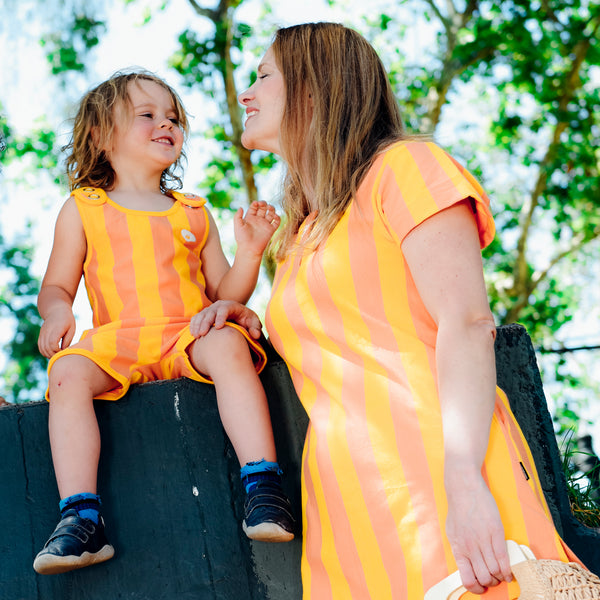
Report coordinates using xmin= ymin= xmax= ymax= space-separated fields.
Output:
xmin=63 ymin=69 xmax=190 ymax=193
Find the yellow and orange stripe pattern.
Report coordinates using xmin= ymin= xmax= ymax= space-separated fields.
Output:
xmin=266 ymin=142 xmax=579 ymax=599
xmin=47 ymin=187 xmax=265 ymax=400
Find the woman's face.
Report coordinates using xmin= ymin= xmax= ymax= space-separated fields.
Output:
xmin=238 ymin=47 xmax=286 ymax=155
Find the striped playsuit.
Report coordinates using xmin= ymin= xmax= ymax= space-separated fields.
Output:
xmin=266 ymin=141 xmax=581 ymax=599
xmin=46 ymin=187 xmax=266 ymax=401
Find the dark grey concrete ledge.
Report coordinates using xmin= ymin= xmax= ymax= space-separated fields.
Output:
xmin=0 ymin=324 xmax=597 ymax=599
xmin=0 ymin=356 xmax=307 ymax=600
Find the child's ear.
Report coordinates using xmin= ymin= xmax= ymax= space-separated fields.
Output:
xmin=91 ymin=126 xmax=99 ymax=146
xmin=91 ymin=126 xmax=111 ymax=153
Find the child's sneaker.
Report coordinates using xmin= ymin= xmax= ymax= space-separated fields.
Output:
xmin=33 ymin=509 xmax=114 ymax=574
xmin=242 ymin=480 xmax=295 ymax=542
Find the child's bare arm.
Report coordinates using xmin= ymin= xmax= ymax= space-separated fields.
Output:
xmin=37 ymin=197 xmax=86 ymax=358
xmin=202 ymin=201 xmax=279 ymax=304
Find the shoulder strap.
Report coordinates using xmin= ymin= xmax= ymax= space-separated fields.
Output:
xmin=71 ymin=187 xmax=108 ymax=206
xmin=171 ymin=191 xmax=207 ymax=208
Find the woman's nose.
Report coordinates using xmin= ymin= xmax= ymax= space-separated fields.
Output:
xmin=238 ymin=85 xmax=254 ymax=105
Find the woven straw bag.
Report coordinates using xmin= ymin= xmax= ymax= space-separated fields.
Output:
xmin=424 ymin=540 xmax=600 ymax=599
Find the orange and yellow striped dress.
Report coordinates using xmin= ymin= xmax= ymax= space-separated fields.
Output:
xmin=47 ymin=187 xmax=266 ymax=401
xmin=266 ymin=141 xmax=579 ymax=599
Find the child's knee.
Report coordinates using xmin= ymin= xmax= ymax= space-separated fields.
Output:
xmin=49 ymin=355 xmax=79 ymax=386
xmin=48 ymin=355 xmax=106 ymax=395
xmin=190 ymin=325 xmax=254 ymax=373
xmin=211 ymin=325 xmax=250 ymax=353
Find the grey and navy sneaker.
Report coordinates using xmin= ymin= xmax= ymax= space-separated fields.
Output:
xmin=33 ymin=509 xmax=114 ymax=574
xmin=242 ymin=481 xmax=295 ymax=542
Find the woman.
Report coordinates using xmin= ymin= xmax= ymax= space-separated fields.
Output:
xmin=200 ymin=22 xmax=583 ymax=599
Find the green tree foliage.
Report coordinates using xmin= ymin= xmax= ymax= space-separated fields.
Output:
xmin=0 ymin=117 xmax=47 ymax=402
xmin=166 ymin=0 xmax=279 ymax=214
xmin=0 ymin=2 xmax=109 ymax=402
xmin=41 ymin=14 xmax=106 ymax=75
xmin=0 ymin=233 xmax=46 ymax=402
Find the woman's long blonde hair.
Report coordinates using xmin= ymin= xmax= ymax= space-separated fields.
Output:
xmin=64 ymin=70 xmax=189 ymax=193
xmin=271 ymin=22 xmax=406 ymax=261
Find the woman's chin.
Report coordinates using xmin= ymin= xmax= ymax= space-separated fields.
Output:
xmin=241 ymin=131 xmax=258 ymax=151
xmin=241 ymin=132 xmax=280 ymax=155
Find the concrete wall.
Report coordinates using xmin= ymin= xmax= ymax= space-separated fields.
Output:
xmin=0 ymin=324 xmax=598 ymax=599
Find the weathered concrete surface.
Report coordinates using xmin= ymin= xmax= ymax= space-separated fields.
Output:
xmin=0 ymin=324 xmax=597 ymax=599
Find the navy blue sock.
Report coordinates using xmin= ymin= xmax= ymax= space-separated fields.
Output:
xmin=240 ymin=460 xmax=282 ymax=493
xmin=59 ymin=493 xmax=101 ymax=524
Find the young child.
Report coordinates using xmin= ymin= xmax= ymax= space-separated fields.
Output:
xmin=33 ymin=70 xmax=294 ymax=575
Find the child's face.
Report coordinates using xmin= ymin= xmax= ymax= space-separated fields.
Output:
xmin=107 ymin=79 xmax=184 ymax=177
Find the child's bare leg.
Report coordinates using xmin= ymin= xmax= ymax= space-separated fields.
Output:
xmin=34 ymin=354 xmax=117 ymax=575
xmin=48 ymin=354 xmax=118 ymax=497
xmin=188 ymin=325 xmax=294 ymax=542
xmin=188 ymin=326 xmax=276 ymax=465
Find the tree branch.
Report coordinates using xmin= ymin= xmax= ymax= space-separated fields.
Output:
xmin=187 ymin=0 xmax=218 ymax=21
xmin=532 ymin=227 xmax=600 ymax=292
xmin=461 ymin=0 xmax=479 ymax=25
xmin=219 ymin=3 xmax=258 ymax=204
xmin=538 ymin=344 xmax=600 ymax=355
xmin=421 ymin=0 xmax=488 ymax=131
xmin=186 ymin=0 xmax=258 ymax=205
xmin=423 ymin=0 xmax=450 ymax=31
xmin=508 ymin=32 xmax=594 ymax=313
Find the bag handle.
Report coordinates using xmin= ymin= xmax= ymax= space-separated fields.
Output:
xmin=424 ymin=540 xmax=536 ymax=600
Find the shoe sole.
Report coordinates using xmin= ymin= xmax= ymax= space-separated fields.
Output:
xmin=33 ymin=544 xmax=115 ymax=575
xmin=243 ymin=521 xmax=294 ymax=543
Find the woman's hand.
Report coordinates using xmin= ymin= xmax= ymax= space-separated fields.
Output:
xmin=233 ymin=201 xmax=280 ymax=256
xmin=190 ymin=300 xmax=263 ymax=340
xmin=445 ymin=471 xmax=513 ymax=594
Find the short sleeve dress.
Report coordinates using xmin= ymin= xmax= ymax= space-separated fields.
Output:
xmin=265 ymin=141 xmax=580 ymax=599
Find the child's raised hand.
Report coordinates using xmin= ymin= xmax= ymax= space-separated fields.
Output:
xmin=38 ymin=306 xmax=77 ymax=358
xmin=233 ymin=201 xmax=280 ymax=256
